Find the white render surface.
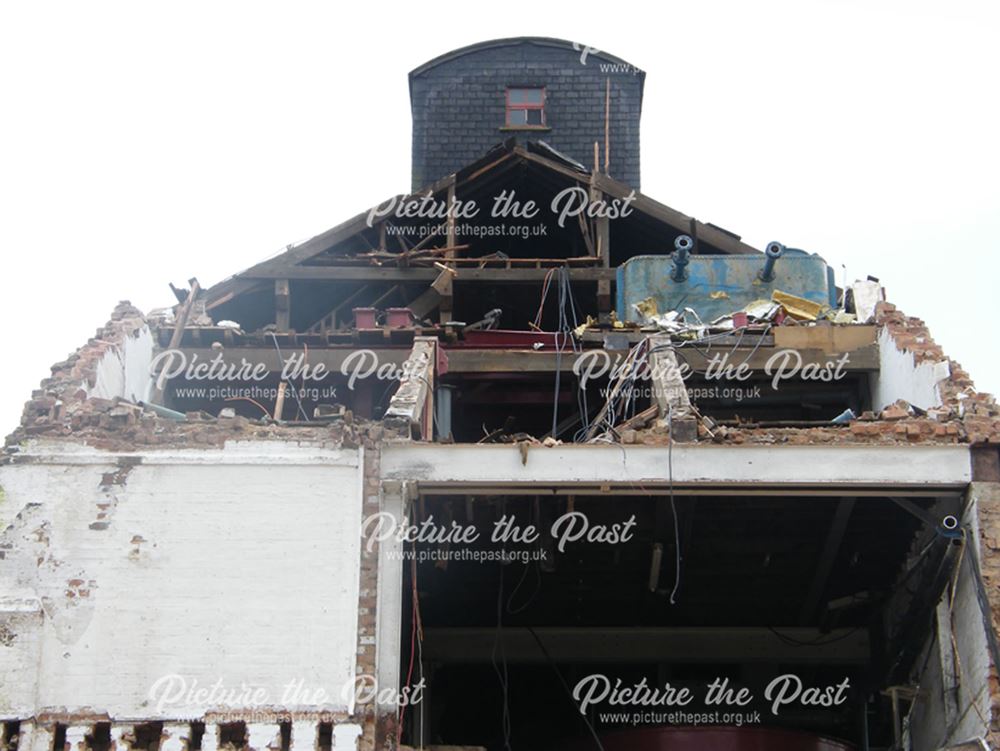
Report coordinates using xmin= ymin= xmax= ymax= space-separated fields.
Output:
xmin=872 ymin=325 xmax=951 ymax=412
xmin=88 ymin=324 xmax=156 ymax=404
xmin=0 ymin=441 xmax=363 ymax=720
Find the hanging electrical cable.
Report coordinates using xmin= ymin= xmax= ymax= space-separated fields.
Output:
xmin=399 ymin=549 xmax=421 ymax=736
xmin=667 ymin=405 xmax=682 ymax=605
xmin=526 ymin=626 xmax=606 ymax=751
xmin=491 ymin=501 xmax=514 ymax=751
xmin=541 ymin=266 xmax=590 ymax=441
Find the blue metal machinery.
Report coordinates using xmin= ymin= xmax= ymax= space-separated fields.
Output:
xmin=616 ymin=237 xmax=838 ymax=323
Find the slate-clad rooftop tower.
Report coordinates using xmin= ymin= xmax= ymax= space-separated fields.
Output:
xmin=409 ymin=37 xmax=645 ymax=190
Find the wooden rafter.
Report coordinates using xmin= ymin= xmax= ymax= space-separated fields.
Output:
xmin=203 ymin=140 xmax=762 ymax=312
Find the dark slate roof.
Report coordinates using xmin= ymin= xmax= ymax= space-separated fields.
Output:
xmin=409 ymin=36 xmax=646 ymax=107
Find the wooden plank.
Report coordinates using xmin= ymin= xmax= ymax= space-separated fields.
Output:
xmin=774 ymin=325 xmax=878 ymax=353
xmin=204 ymin=290 xmax=237 ymax=311
xmin=162 ymin=348 xmax=409 ymax=375
xmin=595 ymin=215 xmax=610 ymax=266
xmin=203 ymin=211 xmax=375 ymax=306
xmin=617 ymin=405 xmax=659 ymax=431
xmin=446 ymin=183 xmax=457 ymax=255
xmin=576 ymin=211 xmax=595 ymax=257
xmin=437 ymin=273 xmax=454 ymax=325
xmin=591 ymin=172 xmax=759 ymax=256
xmin=457 ymin=345 xmax=881 ymax=374
xmin=204 ymin=279 xmax=265 ymax=310
xmin=409 ymin=255 xmax=596 ymax=267
xmin=463 ymin=150 xmax=516 ymax=182
xmin=513 ymin=145 xmax=592 ymax=185
xmin=205 ymin=142 xmax=760 ymax=312
xmin=370 ymin=284 xmax=401 ymax=309
xmin=597 ymin=278 xmax=612 ymax=324
xmin=203 ymin=174 xmax=460 ymax=307
xmin=151 ymin=280 xmax=201 ymax=404
xmin=384 ymin=337 xmax=437 ymax=439
xmin=164 ymin=343 xmax=879 ymax=377
xmin=798 ymin=498 xmax=856 ymax=625
xmin=405 ymin=285 xmax=443 ymax=319
xmin=581 ymin=330 xmax=775 ymax=346
xmin=512 ymin=146 xmax=757 ymax=256
xmin=589 ymin=176 xmax=612 ymax=328
xmin=274 ymin=279 xmax=290 ymax=330
xmin=306 ymin=284 xmax=371 ymax=333
xmin=243 ymin=267 xmax=617 ymax=282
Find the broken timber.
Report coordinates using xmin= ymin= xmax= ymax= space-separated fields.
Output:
xmin=384 ymin=336 xmax=438 ymax=439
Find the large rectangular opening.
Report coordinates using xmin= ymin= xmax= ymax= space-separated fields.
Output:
xmin=394 ymin=491 xmax=966 ymax=751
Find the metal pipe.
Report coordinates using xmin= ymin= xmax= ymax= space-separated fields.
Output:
xmin=760 ymin=241 xmax=785 ymax=282
xmin=671 ymin=234 xmax=693 ymax=282
xmin=138 ymin=401 xmax=187 ymax=421
xmin=435 ymin=385 xmax=455 ymax=441
xmin=648 ymin=543 xmax=663 ymax=592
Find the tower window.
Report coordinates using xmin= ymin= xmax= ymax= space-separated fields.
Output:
xmin=505 ymin=87 xmax=546 ymax=127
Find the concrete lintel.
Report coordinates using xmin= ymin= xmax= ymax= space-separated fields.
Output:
xmin=381 ymin=443 xmax=972 ymax=491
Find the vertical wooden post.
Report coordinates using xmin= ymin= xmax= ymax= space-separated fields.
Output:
xmin=275 ymin=279 xmax=291 ymax=330
xmin=440 ymin=182 xmax=457 ymax=324
xmin=437 ymin=273 xmax=453 ymax=325
xmin=590 ymin=176 xmax=612 ymax=323
xmin=151 ymin=278 xmax=200 ymax=406
xmin=446 ymin=183 xmax=457 ymax=255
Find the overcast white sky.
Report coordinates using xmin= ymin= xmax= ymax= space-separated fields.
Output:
xmin=1 ymin=1 xmax=997 ymax=437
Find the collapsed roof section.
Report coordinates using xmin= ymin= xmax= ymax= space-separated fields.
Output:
xmin=204 ymin=139 xmax=758 ymax=333
xmin=7 ymin=138 xmax=1000 ymax=453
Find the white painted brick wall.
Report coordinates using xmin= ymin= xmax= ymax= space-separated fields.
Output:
xmin=0 ymin=441 xmax=363 ymax=721
xmin=907 ymin=511 xmax=992 ymax=749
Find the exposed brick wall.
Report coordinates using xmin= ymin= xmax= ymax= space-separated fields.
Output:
xmin=10 ymin=287 xmax=1000 ymax=750
xmin=11 ymin=301 xmax=147 ymax=445
xmin=572 ymin=298 xmax=999 ymax=453
xmin=877 ymin=302 xmax=1000 ymax=445
xmin=354 ymin=435 xmax=381 ymax=751
xmin=628 ymin=301 xmax=1000 ymax=447
xmin=3 ymin=302 xmax=389 ymax=458
xmin=410 ymin=39 xmax=643 ymax=190
xmin=974 ymin=483 xmax=1000 ymax=742
xmin=3 ymin=302 xmax=386 ymax=749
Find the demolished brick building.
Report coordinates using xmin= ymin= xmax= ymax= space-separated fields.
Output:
xmin=3 ymin=36 xmax=1000 ymax=751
